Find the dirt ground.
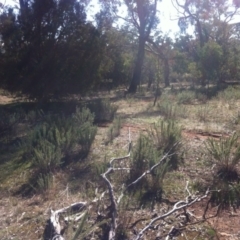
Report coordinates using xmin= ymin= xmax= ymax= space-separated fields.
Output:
xmin=1 ymin=90 xmax=240 ymax=239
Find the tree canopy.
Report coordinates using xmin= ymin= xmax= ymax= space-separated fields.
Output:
xmin=1 ymin=0 xmax=240 ymax=99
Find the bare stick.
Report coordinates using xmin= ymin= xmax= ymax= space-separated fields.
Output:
xmin=134 ymin=189 xmax=210 ymax=240
xmin=101 ymin=128 xmax=132 ymax=240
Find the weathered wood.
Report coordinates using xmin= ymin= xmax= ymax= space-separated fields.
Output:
xmin=43 ymin=202 xmax=86 ymax=240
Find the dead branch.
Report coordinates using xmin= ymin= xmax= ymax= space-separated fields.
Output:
xmin=43 ymin=202 xmax=87 ymax=240
xmin=134 ymin=189 xmax=210 ymax=240
xmin=101 ymin=128 xmax=132 ymax=240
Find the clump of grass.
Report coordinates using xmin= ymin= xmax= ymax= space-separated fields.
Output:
xmin=217 ymin=86 xmax=240 ymax=101
xmin=229 ymin=111 xmax=240 ymax=126
xmin=128 ymin=134 xmax=169 ymax=208
xmin=196 ymin=104 xmax=210 ymax=122
xmin=148 ymin=120 xmax=182 ymax=170
xmin=157 ymin=101 xmax=177 ymax=120
xmin=23 ymin=107 xmax=97 ymax=192
xmin=205 ymin=133 xmax=240 ymax=209
xmin=177 ymin=90 xmax=196 ymax=104
xmin=157 ymin=99 xmax=188 ymax=120
xmin=36 ymin=173 xmax=53 ymax=192
xmin=86 ymin=98 xmax=118 ymax=122
xmin=105 ymin=117 xmax=123 ymax=145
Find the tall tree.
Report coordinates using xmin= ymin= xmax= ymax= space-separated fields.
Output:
xmin=99 ymin=0 xmax=160 ymax=93
xmin=125 ymin=0 xmax=159 ymax=93
xmin=172 ymin=0 xmax=240 ymax=85
xmin=0 ymin=0 xmax=105 ymax=100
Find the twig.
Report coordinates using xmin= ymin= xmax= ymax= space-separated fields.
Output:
xmin=134 ymin=189 xmax=210 ymax=240
xmin=101 ymin=128 xmax=132 ymax=240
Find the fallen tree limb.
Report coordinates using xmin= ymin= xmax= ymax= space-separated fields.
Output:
xmin=43 ymin=202 xmax=87 ymax=240
xmin=134 ymin=189 xmax=210 ymax=240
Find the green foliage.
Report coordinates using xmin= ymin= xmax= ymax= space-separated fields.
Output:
xmin=148 ymin=120 xmax=182 ymax=170
xmin=0 ymin=1 xmax=110 ymax=99
xmin=73 ymin=107 xmax=97 ymax=157
xmin=105 ymin=117 xmax=122 ymax=144
xmin=32 ymin=139 xmax=63 ymax=173
xmin=217 ymin=86 xmax=240 ymax=101
xmin=157 ymin=94 xmax=189 ymax=119
xmin=205 ymin=133 xmax=240 ymax=208
xmin=86 ymin=99 xmax=118 ymax=122
xmin=157 ymin=100 xmax=177 ymax=120
xmin=128 ymin=127 xmax=178 ymax=208
xmin=23 ymin=107 xmax=97 ymax=191
xmin=71 ymin=211 xmax=88 ymax=240
xmin=205 ymin=133 xmax=240 ymax=182
xmin=36 ymin=173 xmax=53 ymax=192
xmin=129 ymin=134 xmax=169 ymax=207
xmin=200 ymin=41 xmax=223 ymax=82
xmin=196 ymin=104 xmax=210 ymax=122
xmin=177 ymin=90 xmax=196 ymax=104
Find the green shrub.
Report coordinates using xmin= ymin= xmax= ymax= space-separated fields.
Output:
xmin=196 ymin=104 xmax=209 ymax=122
xmin=0 ymin=109 xmax=24 ymax=142
xmin=85 ymin=98 xmax=118 ymax=122
xmin=177 ymin=90 xmax=196 ymax=104
xmin=73 ymin=107 xmax=97 ymax=157
xmin=147 ymin=120 xmax=182 ymax=169
xmin=157 ymin=101 xmax=177 ymax=120
xmin=205 ymin=133 xmax=240 ymax=182
xmin=218 ymin=86 xmax=240 ymax=101
xmin=23 ymin=107 xmax=97 ymax=191
xmin=105 ymin=117 xmax=122 ymax=144
xmin=36 ymin=173 xmax=53 ymax=192
xmin=205 ymin=133 xmax=240 ymax=209
xmin=128 ymin=134 xmax=169 ymax=208
xmin=32 ymin=139 xmax=63 ymax=173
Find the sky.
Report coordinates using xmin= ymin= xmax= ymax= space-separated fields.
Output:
xmin=2 ymin=0 xmax=181 ymax=37
xmin=2 ymin=0 xmax=240 ymax=38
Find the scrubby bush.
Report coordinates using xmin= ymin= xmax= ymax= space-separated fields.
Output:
xmin=205 ymin=133 xmax=240 ymax=209
xmin=105 ymin=117 xmax=123 ymax=145
xmin=85 ymin=98 xmax=118 ymax=122
xmin=129 ymin=134 xmax=168 ymax=208
xmin=23 ymin=107 xmax=97 ymax=191
xmin=128 ymin=120 xmax=182 ymax=208
xmin=177 ymin=90 xmax=196 ymax=104
xmin=147 ymin=120 xmax=182 ymax=170
xmin=218 ymin=86 xmax=240 ymax=101
xmin=157 ymin=101 xmax=177 ymax=120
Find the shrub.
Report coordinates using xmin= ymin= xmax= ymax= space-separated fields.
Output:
xmin=85 ymin=98 xmax=118 ymax=122
xmin=36 ymin=173 xmax=53 ymax=192
xmin=157 ymin=101 xmax=177 ymax=120
xmin=205 ymin=133 xmax=240 ymax=182
xmin=32 ymin=139 xmax=63 ymax=173
xmin=205 ymin=133 xmax=240 ymax=209
xmin=105 ymin=117 xmax=123 ymax=145
xmin=218 ymin=86 xmax=240 ymax=101
xmin=147 ymin=120 xmax=182 ymax=169
xmin=128 ymin=134 xmax=169 ymax=208
xmin=196 ymin=104 xmax=209 ymax=122
xmin=23 ymin=107 xmax=97 ymax=191
xmin=177 ymin=90 xmax=196 ymax=104
xmin=73 ymin=107 xmax=97 ymax=157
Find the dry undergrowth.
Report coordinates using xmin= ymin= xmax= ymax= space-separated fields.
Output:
xmin=1 ymin=87 xmax=240 ymax=239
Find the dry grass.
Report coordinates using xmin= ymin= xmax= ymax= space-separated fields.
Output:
xmin=1 ymin=86 xmax=240 ymax=239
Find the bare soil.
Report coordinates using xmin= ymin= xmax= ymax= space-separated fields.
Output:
xmin=1 ymin=91 xmax=240 ymax=239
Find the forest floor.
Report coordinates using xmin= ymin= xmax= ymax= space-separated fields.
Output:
xmin=1 ymin=86 xmax=240 ymax=239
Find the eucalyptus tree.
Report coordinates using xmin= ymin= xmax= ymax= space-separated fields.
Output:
xmin=100 ymin=0 xmax=160 ymax=93
xmin=172 ymin=0 xmax=240 ymax=85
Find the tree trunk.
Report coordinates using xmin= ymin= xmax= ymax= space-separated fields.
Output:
xmin=128 ymin=36 xmax=145 ymax=93
xmin=164 ymin=59 xmax=170 ymax=87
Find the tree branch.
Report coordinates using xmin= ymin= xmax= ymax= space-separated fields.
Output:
xmin=134 ymin=189 xmax=210 ymax=240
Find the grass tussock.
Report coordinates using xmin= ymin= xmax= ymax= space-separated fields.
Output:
xmin=205 ymin=133 xmax=240 ymax=209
